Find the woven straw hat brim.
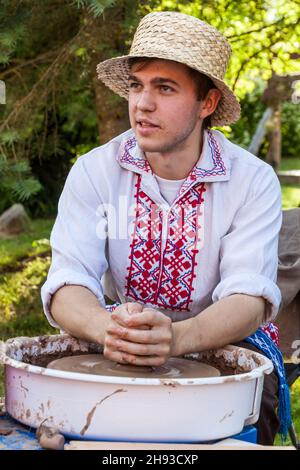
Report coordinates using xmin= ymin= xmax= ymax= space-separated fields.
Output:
xmin=96 ymin=55 xmax=241 ymax=127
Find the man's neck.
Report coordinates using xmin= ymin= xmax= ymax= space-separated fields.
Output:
xmin=145 ymin=132 xmax=204 ymax=180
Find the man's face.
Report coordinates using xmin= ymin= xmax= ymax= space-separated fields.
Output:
xmin=128 ymin=59 xmax=204 ymax=154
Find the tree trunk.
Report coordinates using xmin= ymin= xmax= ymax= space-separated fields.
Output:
xmin=266 ymin=105 xmax=281 ymax=172
xmin=83 ymin=4 xmax=135 ymax=144
xmin=91 ymin=73 xmax=130 ymax=145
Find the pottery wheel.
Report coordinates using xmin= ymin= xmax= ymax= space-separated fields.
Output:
xmin=47 ymin=354 xmax=220 ymax=378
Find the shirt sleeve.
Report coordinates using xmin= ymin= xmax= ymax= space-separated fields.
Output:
xmin=41 ymin=156 xmax=108 ymax=328
xmin=212 ymin=164 xmax=282 ymax=322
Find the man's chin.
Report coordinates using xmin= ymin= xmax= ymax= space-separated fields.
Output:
xmin=134 ymin=135 xmax=164 ymax=153
xmin=135 ymin=137 xmax=157 ymax=152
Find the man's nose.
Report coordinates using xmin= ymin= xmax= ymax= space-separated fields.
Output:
xmin=136 ymin=90 xmax=156 ymax=112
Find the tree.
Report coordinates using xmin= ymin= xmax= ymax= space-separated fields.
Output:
xmin=0 ymin=0 xmax=139 ymax=213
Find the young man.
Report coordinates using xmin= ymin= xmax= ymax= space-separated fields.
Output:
xmin=41 ymin=12 xmax=290 ymax=444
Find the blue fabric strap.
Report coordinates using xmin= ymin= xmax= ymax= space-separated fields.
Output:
xmin=245 ymin=328 xmax=292 ymax=441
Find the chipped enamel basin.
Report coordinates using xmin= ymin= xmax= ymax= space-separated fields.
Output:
xmin=0 ymin=334 xmax=273 ymax=442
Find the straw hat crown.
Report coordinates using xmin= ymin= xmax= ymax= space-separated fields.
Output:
xmin=97 ymin=11 xmax=240 ymax=126
xmin=131 ymin=12 xmax=231 ymax=79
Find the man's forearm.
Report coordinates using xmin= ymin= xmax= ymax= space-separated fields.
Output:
xmin=172 ymin=294 xmax=265 ymax=356
xmin=50 ymin=285 xmax=111 ymax=345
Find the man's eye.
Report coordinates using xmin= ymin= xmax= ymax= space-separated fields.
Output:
xmin=129 ymin=82 xmax=141 ymax=89
xmin=160 ymin=85 xmax=173 ymax=92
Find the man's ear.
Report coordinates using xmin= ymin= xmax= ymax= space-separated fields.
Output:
xmin=199 ymin=89 xmax=222 ymax=119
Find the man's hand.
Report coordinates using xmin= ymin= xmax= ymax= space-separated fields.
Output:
xmin=104 ymin=305 xmax=173 ymax=366
xmin=103 ymin=302 xmax=145 ymax=362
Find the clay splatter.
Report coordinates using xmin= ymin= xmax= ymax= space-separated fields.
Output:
xmin=80 ymin=389 xmax=127 ymax=436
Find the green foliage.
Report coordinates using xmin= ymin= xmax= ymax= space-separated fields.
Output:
xmin=225 ymin=81 xmax=300 ymax=161
xmin=229 ymin=79 xmax=266 ymax=149
xmin=290 ymin=381 xmax=300 ymax=444
xmin=0 ymin=0 xmax=136 ymax=216
xmin=281 ymin=185 xmax=300 ymax=210
xmin=275 ymin=381 xmax=300 ymax=446
xmin=281 ymin=102 xmax=300 ymax=160
xmin=0 ymin=153 xmax=42 ymax=213
xmin=0 ymin=129 xmax=20 ymax=145
xmin=0 ymin=256 xmax=51 ymax=319
xmin=74 ymin=0 xmax=117 ymax=17
xmin=0 ymin=0 xmax=29 ymax=64
xmin=10 ymin=178 xmax=42 ymax=202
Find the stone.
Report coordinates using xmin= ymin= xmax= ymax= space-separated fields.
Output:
xmin=0 ymin=203 xmax=30 ymax=235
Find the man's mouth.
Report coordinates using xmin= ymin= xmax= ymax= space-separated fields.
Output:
xmin=136 ymin=120 xmax=159 ymax=128
xmin=136 ymin=120 xmax=160 ymax=136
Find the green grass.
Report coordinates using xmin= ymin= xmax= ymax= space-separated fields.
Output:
xmin=0 ymin=218 xmax=54 ymax=270
xmin=279 ymin=158 xmax=300 ymax=172
xmin=275 ymin=380 xmax=300 ymax=447
xmin=0 ymin=217 xmax=57 ymax=397
xmin=290 ymin=381 xmax=300 ymax=440
xmin=0 ymin=217 xmax=57 ymax=342
xmin=281 ymin=185 xmax=300 ymax=210
xmin=0 ymin=256 xmax=54 ymax=335
xmin=279 ymin=158 xmax=300 ymax=210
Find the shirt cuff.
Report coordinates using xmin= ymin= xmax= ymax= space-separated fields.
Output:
xmin=212 ymin=272 xmax=282 ymax=322
xmin=41 ymin=269 xmax=106 ymax=329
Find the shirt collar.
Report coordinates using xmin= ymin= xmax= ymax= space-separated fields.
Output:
xmin=116 ymin=128 xmax=231 ymax=184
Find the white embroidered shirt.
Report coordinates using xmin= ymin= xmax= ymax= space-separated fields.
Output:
xmin=41 ymin=129 xmax=282 ymax=328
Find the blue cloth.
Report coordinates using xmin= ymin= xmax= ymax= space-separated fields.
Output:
xmin=245 ymin=328 xmax=292 ymax=441
xmin=0 ymin=415 xmax=43 ymax=450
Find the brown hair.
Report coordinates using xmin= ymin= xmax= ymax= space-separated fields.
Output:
xmin=187 ymin=68 xmax=215 ymax=129
xmin=129 ymin=57 xmax=216 ymax=129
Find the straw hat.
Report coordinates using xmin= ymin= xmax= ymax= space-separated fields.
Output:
xmin=96 ymin=11 xmax=240 ymax=126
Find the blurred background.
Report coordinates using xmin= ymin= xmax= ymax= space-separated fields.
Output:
xmin=0 ymin=0 xmax=299 ymax=443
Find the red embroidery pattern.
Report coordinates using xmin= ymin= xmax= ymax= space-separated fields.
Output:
xmin=261 ymin=322 xmax=279 ymax=346
xmin=125 ymin=175 xmax=206 ymax=311
xmin=178 ymin=129 xmax=226 ymax=198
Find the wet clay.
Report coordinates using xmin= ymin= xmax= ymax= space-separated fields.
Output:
xmin=47 ymin=354 xmax=221 ymax=379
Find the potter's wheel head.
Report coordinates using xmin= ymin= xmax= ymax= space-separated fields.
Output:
xmin=47 ymin=355 xmax=221 ymax=379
